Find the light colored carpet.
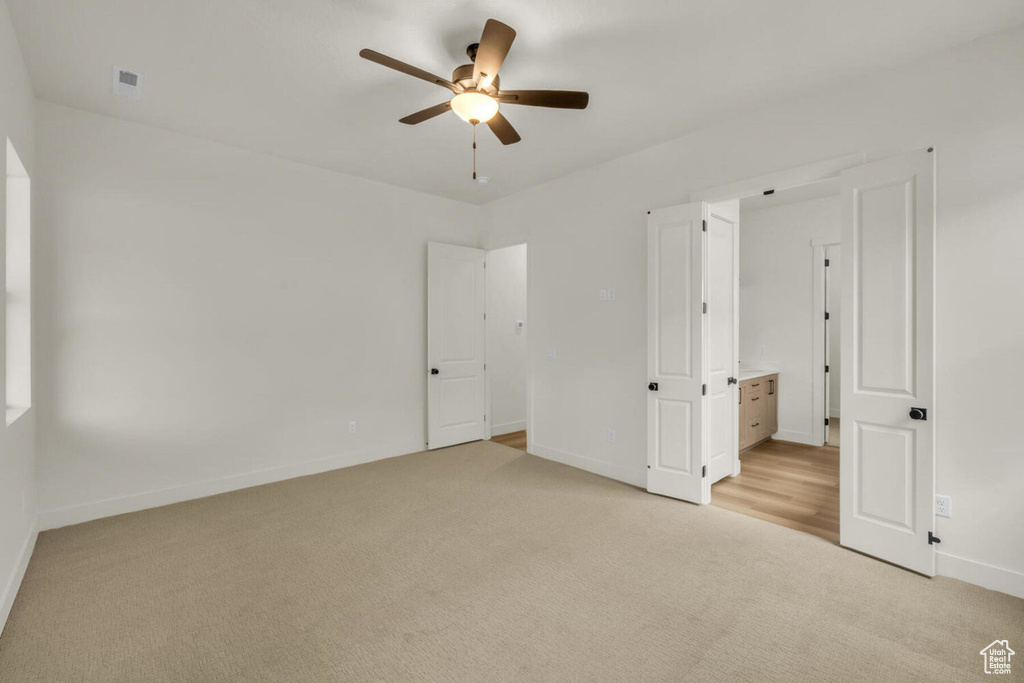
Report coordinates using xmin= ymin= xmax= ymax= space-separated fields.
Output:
xmin=1 ymin=441 xmax=1020 ymax=682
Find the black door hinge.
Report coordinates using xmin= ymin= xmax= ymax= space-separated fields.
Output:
xmin=703 ymin=302 xmax=707 ymax=314
xmin=825 ymin=365 xmax=830 ymax=373
xmin=825 ymin=418 xmax=830 ymax=426
xmin=825 ymin=258 xmax=830 ymax=267
xmin=702 ymin=465 xmax=707 ymax=478
xmin=702 ymin=219 xmax=707 ymax=232
xmin=727 ymin=377 xmax=737 ymax=385
xmin=702 ymin=384 xmax=707 ymax=396
xmin=928 ymin=531 xmax=941 ymax=545
xmin=825 ymin=311 xmax=830 ymax=320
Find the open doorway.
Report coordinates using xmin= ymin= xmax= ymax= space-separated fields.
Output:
xmin=709 ymin=180 xmax=842 ymax=543
xmin=486 ymin=243 xmax=528 ymax=452
xmin=657 ymin=148 xmax=938 ymax=577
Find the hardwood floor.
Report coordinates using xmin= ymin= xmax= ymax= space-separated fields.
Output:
xmin=711 ymin=439 xmax=839 ymax=544
xmin=491 ymin=429 xmax=527 ymax=452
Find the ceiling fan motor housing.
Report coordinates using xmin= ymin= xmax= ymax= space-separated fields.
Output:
xmin=452 ymin=63 xmax=498 ymax=94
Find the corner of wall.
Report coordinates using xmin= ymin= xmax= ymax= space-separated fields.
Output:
xmin=0 ymin=520 xmax=37 ymax=635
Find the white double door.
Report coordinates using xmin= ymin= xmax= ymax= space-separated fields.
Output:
xmin=646 ymin=200 xmax=738 ymax=504
xmin=647 ymin=149 xmax=936 ymax=576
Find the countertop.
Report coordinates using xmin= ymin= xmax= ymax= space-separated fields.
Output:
xmin=738 ymin=369 xmax=777 ymax=382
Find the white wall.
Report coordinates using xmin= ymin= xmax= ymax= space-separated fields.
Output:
xmin=0 ymin=0 xmax=35 ymax=633
xmin=34 ymin=102 xmax=481 ymax=528
xmin=827 ymin=245 xmax=841 ymax=418
xmin=486 ymin=243 xmax=527 ymax=436
xmin=482 ymin=26 xmax=1024 ymax=595
xmin=739 ymin=196 xmax=840 ymax=445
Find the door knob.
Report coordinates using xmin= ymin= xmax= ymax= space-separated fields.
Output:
xmin=648 ymin=382 xmax=658 ymax=391
xmin=909 ymin=407 xmax=927 ymax=421
xmin=430 ymin=368 xmax=439 ymax=375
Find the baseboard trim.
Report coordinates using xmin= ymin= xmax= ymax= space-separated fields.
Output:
xmin=937 ymin=551 xmax=1024 ymax=599
xmin=490 ymin=420 xmax=526 ymax=437
xmin=39 ymin=439 xmax=422 ymax=531
xmin=531 ymin=442 xmax=645 ymax=488
xmin=1 ymin=521 xmax=38 ymax=637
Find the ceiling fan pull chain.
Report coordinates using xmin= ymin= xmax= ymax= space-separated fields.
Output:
xmin=472 ymin=122 xmax=477 ymax=180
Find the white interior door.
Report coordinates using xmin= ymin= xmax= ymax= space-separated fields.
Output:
xmin=427 ymin=242 xmax=487 ymax=450
xmin=706 ymin=200 xmax=739 ymax=483
xmin=839 ymin=149 xmax=936 ymax=575
xmin=647 ymin=202 xmax=708 ymax=503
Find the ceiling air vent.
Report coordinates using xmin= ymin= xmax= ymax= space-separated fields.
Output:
xmin=112 ymin=67 xmax=143 ymax=100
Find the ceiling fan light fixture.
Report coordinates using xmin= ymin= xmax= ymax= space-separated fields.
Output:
xmin=450 ymin=92 xmax=498 ymax=123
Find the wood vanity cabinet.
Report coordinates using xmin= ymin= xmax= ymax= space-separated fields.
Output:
xmin=738 ymin=373 xmax=778 ymax=452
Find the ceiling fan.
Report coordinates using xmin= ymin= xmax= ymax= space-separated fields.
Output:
xmin=359 ymin=19 xmax=589 ymax=155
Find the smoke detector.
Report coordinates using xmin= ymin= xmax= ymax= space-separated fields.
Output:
xmin=112 ymin=67 xmax=143 ymax=100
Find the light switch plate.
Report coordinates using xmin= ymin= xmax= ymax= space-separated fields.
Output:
xmin=348 ymin=421 xmax=357 ymax=434
xmin=608 ymin=288 xmax=615 ymax=301
xmin=600 ymin=289 xmax=608 ymax=301
xmin=546 ymin=349 xmax=557 ymax=361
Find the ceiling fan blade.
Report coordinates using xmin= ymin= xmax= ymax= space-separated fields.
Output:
xmin=473 ymin=19 xmax=516 ymax=88
xmin=497 ymin=90 xmax=589 ymax=109
xmin=399 ymin=101 xmax=452 ymax=125
xmin=359 ymin=49 xmax=458 ymax=92
xmin=486 ymin=112 xmax=521 ymax=145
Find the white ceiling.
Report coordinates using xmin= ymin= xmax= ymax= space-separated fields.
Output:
xmin=10 ymin=1 xmax=1024 ymax=204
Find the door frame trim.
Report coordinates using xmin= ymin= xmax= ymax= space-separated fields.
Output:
xmin=689 ymin=152 xmax=866 ymax=203
xmin=812 ymin=239 xmax=841 ymax=447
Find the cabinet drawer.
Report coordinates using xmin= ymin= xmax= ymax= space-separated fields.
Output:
xmin=747 ymin=393 xmax=765 ymax=420
xmin=739 ymin=380 xmax=763 ymax=403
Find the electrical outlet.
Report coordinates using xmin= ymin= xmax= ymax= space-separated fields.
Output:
xmin=546 ymin=349 xmax=557 ymax=362
xmin=935 ymin=494 xmax=952 ymax=518
xmin=607 ymin=429 xmax=616 ymax=444
xmin=759 ymin=345 xmax=767 ymax=355
xmin=600 ymin=289 xmax=608 ymax=301
xmin=348 ymin=421 xmax=357 ymax=434
xmin=607 ymin=288 xmax=615 ymax=301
